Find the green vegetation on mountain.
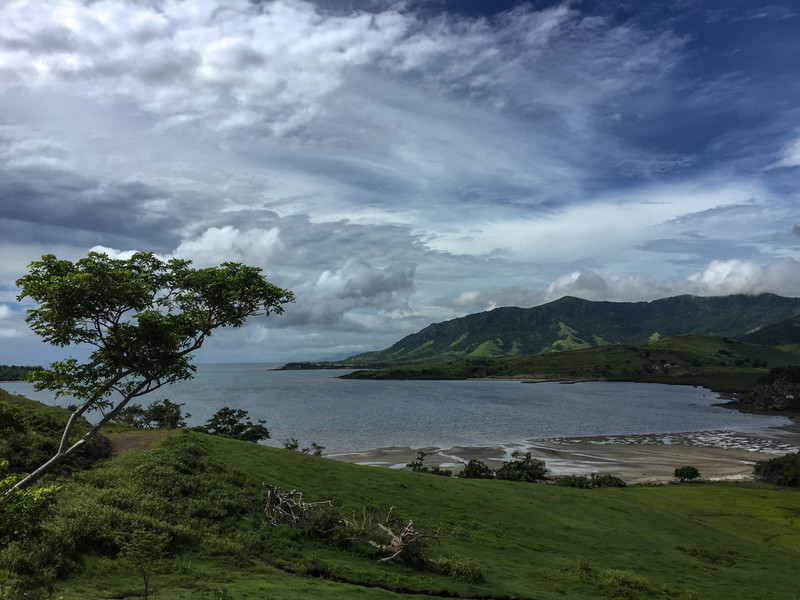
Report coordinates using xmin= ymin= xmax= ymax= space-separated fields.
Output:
xmin=0 ymin=366 xmax=37 ymax=381
xmin=344 ymin=335 xmax=800 ymax=393
xmin=2 ymin=391 xmax=800 ymax=599
xmin=748 ymin=365 xmax=800 ymax=409
xmin=346 ymin=294 xmax=800 ymax=366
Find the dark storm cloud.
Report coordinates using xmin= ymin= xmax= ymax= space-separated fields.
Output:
xmin=0 ymin=165 xmax=178 ymax=248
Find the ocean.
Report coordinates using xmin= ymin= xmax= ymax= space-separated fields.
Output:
xmin=2 ymin=363 xmax=793 ymax=454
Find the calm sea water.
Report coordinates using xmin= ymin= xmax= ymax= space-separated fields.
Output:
xmin=2 ymin=363 xmax=792 ymax=453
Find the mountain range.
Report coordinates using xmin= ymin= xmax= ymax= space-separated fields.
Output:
xmin=346 ymin=293 xmax=800 ymax=365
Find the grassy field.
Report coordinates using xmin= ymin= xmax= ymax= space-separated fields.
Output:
xmin=3 ymin=428 xmax=792 ymax=600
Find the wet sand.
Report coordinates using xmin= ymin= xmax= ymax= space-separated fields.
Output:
xmin=326 ymin=422 xmax=800 ymax=484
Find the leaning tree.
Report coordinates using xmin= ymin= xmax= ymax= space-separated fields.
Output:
xmin=11 ymin=251 xmax=293 ymax=491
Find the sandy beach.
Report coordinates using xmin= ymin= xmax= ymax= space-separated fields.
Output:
xmin=326 ymin=420 xmax=800 ymax=484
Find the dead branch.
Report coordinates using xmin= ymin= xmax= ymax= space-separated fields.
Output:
xmin=368 ymin=506 xmax=455 ymax=563
xmin=264 ymin=484 xmax=332 ymax=527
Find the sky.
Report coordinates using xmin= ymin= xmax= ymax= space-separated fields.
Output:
xmin=1 ymin=0 xmax=799 ymax=364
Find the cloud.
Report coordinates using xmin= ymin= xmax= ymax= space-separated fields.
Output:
xmin=544 ymin=257 xmax=800 ymax=303
xmin=0 ymin=0 xmax=798 ymax=363
xmin=769 ymin=135 xmax=800 ymax=169
xmin=174 ymin=226 xmax=284 ymax=268
xmin=0 ymin=303 xmax=25 ymax=339
xmin=280 ymin=258 xmax=416 ymax=329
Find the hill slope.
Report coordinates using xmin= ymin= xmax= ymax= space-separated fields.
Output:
xmin=4 ymin=396 xmax=800 ymax=599
xmin=344 ymin=334 xmax=800 ymax=393
xmin=347 ymin=293 xmax=800 ymax=365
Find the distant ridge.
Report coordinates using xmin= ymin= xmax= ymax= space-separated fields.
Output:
xmin=346 ymin=293 xmax=800 ymax=365
xmin=739 ymin=316 xmax=800 ymax=346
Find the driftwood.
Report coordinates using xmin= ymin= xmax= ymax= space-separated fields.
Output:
xmin=264 ymin=484 xmax=332 ymax=527
xmin=263 ymin=486 xmax=454 ymax=564
xmin=368 ymin=506 xmax=453 ymax=563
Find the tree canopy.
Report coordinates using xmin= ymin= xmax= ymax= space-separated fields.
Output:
xmin=12 ymin=251 xmax=293 ymax=490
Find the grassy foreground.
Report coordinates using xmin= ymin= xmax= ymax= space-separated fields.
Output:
xmin=5 ymin=424 xmax=797 ymax=600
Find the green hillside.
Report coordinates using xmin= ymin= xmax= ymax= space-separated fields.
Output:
xmin=346 ymin=294 xmax=800 ymax=366
xmin=345 ymin=335 xmax=800 ymax=393
xmin=2 ymin=391 xmax=799 ymax=599
xmin=739 ymin=316 xmax=800 ymax=346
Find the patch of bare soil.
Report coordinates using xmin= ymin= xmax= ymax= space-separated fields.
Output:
xmin=106 ymin=430 xmax=173 ymax=454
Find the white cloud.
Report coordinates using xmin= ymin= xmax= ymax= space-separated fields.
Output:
xmin=174 ymin=226 xmax=284 ymax=268
xmin=426 ymin=180 xmax=762 ymax=264
xmin=281 ymin=258 xmax=416 ymax=328
xmin=769 ymin=135 xmax=800 ymax=169
xmin=544 ymin=257 xmax=800 ymax=303
xmin=1 ymin=1 xmax=798 ymax=363
xmin=0 ymin=303 xmax=25 ymax=339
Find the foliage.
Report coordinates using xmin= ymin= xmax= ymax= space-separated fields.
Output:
xmin=118 ymin=529 xmax=171 ymax=599
xmin=674 ymin=466 xmax=701 ymax=482
xmin=753 ymin=452 xmax=800 ymax=487
xmin=457 ymin=459 xmax=495 ymax=479
xmin=345 ymin=334 xmax=800 ymax=394
xmin=12 ymin=251 xmax=292 ymax=490
xmin=494 ymin=452 xmax=548 ymax=482
xmin=6 ymin=408 xmax=800 ymax=600
xmin=0 ymin=392 xmax=107 ymax=476
xmin=200 ymin=407 xmax=270 ymax=443
xmin=0 ymin=461 xmax=62 ymax=548
xmin=429 ymin=555 xmax=485 ymax=583
xmin=555 ymin=473 xmax=627 ymax=488
xmin=747 ymin=365 xmax=800 ymax=409
xmin=0 ymin=366 xmax=37 ymax=382
xmin=282 ymin=438 xmax=325 ymax=456
xmin=111 ymin=399 xmax=189 ymax=429
xmin=405 ymin=451 xmax=452 ymax=477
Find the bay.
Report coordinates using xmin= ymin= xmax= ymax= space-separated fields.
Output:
xmin=1 ymin=363 xmax=792 ymax=454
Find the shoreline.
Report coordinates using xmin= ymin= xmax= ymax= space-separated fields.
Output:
xmin=326 ymin=423 xmax=800 ymax=484
xmin=326 ymin=390 xmax=800 ymax=484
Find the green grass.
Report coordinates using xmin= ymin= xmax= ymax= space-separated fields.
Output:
xmin=4 ymin=392 xmax=800 ymax=599
xmin=14 ymin=430 xmax=795 ymax=600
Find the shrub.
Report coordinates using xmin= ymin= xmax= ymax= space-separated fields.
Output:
xmin=406 ymin=451 xmax=452 ymax=477
xmin=754 ymin=452 xmax=800 ymax=487
xmin=674 ymin=466 xmax=700 ymax=482
xmin=201 ymin=407 xmax=270 ymax=443
xmin=556 ymin=473 xmax=627 ymax=488
xmin=112 ymin=399 xmax=189 ymax=429
xmin=495 ymin=452 xmax=547 ymax=482
xmin=431 ymin=555 xmax=485 ymax=583
xmin=457 ymin=459 xmax=495 ymax=479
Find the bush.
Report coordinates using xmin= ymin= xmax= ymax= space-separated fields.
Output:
xmin=406 ymin=451 xmax=452 ymax=477
xmin=674 ymin=466 xmax=700 ymax=482
xmin=431 ymin=555 xmax=485 ymax=583
xmin=754 ymin=452 xmax=800 ymax=487
xmin=457 ymin=459 xmax=495 ymax=479
xmin=555 ymin=473 xmax=627 ymax=488
xmin=112 ymin=399 xmax=189 ymax=429
xmin=495 ymin=452 xmax=547 ymax=482
xmin=201 ymin=407 xmax=270 ymax=443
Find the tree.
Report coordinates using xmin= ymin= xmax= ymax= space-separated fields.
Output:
xmin=12 ymin=252 xmax=293 ymax=491
xmin=111 ymin=399 xmax=189 ymax=429
xmin=673 ymin=466 xmax=700 ymax=482
xmin=202 ymin=407 xmax=270 ymax=443
xmin=495 ymin=452 xmax=548 ymax=482
xmin=457 ymin=459 xmax=495 ymax=479
xmin=118 ymin=529 xmax=170 ymax=600
xmin=753 ymin=452 xmax=800 ymax=487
